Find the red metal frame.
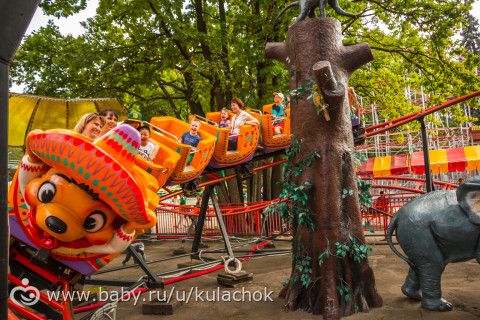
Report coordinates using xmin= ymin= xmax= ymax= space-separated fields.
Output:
xmin=364 ymin=90 xmax=480 ymax=138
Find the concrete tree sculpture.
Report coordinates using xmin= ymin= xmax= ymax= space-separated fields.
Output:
xmin=265 ymin=18 xmax=382 ymax=318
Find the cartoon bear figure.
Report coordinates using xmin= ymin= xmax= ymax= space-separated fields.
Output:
xmin=13 ymin=124 xmax=157 ymax=261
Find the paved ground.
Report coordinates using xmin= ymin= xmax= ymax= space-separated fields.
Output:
xmin=81 ymin=237 xmax=480 ymax=320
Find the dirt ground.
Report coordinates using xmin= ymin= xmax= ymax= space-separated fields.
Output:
xmin=85 ymin=237 xmax=480 ymax=320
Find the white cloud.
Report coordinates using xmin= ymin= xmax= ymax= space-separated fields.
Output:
xmin=25 ymin=0 xmax=98 ymax=37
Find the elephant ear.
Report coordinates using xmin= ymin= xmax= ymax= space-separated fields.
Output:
xmin=457 ymin=180 xmax=480 ymax=225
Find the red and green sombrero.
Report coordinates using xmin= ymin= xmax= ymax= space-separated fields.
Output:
xmin=27 ymin=124 xmax=151 ymax=224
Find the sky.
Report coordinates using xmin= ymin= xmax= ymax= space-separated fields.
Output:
xmin=11 ymin=0 xmax=480 ymax=92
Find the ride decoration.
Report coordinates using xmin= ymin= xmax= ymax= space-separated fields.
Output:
xmin=8 ymin=124 xmax=158 ymax=275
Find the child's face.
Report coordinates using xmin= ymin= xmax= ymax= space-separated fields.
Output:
xmin=105 ymin=111 xmax=118 ymax=122
xmin=126 ymin=121 xmax=141 ymax=129
xmin=190 ymin=121 xmax=200 ymax=135
xmin=274 ymin=94 xmax=283 ymax=104
xmin=140 ymin=129 xmax=150 ymax=143
xmin=103 ymin=112 xmax=118 ymax=130
xmin=220 ymin=110 xmax=229 ymax=120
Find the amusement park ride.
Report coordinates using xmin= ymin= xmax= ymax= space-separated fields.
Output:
xmin=2 ymin=2 xmax=480 ymax=320
xmin=5 ymin=86 xmax=480 ymax=320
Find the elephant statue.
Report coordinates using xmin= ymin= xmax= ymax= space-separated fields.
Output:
xmin=387 ymin=177 xmax=480 ymax=311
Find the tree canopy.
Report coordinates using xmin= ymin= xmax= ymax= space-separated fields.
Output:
xmin=10 ymin=0 xmax=480 ymax=122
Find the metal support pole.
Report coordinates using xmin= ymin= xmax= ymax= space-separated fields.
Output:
xmin=191 ymin=184 xmax=214 ymax=253
xmin=0 ymin=61 xmax=9 ymax=320
xmin=419 ymin=117 xmax=434 ymax=192
xmin=0 ymin=2 xmax=40 ymax=318
xmin=127 ymin=245 xmax=161 ymax=288
xmin=211 ymin=190 xmax=235 ymax=259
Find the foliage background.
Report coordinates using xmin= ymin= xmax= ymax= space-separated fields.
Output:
xmin=9 ymin=0 xmax=480 ymax=124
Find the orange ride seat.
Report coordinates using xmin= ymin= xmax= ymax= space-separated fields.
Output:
xmin=150 ymin=116 xmax=216 ymax=184
xmin=204 ymin=111 xmax=260 ymax=168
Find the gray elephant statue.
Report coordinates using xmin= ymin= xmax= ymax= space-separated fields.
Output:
xmin=387 ymin=177 xmax=480 ymax=311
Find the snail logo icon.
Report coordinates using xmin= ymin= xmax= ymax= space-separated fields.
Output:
xmin=10 ymin=278 xmax=40 ymax=306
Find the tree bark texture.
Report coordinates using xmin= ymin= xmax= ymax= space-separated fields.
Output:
xmin=266 ymin=18 xmax=382 ymax=318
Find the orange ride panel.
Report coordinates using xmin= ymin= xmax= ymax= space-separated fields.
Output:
xmin=261 ymin=104 xmax=291 ymax=152
xmin=150 ymin=116 xmax=215 ymax=184
xmin=203 ymin=112 xmax=260 ymax=168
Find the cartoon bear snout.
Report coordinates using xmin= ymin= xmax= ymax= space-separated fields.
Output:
xmin=45 ymin=216 xmax=67 ymax=234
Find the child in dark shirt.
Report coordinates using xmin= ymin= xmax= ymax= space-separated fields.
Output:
xmin=181 ymin=119 xmax=202 ymax=164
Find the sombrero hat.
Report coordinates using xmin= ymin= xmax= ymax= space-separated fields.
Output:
xmin=26 ymin=124 xmax=151 ymax=224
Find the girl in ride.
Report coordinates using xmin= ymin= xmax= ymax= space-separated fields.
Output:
xmin=74 ymin=112 xmax=106 ymax=140
xmin=99 ymin=109 xmax=119 ymax=134
xmin=228 ymin=98 xmax=259 ymax=151
xmin=217 ymin=107 xmax=231 ymax=128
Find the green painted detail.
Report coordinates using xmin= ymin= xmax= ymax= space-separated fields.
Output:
xmin=247 ymin=134 xmax=252 ymax=142
xmin=7 ymin=206 xmax=13 ymax=212
xmin=123 ymin=214 xmax=129 ymax=218
xmin=101 ymin=186 xmax=107 ymax=192
xmin=63 ymin=158 xmax=68 ymax=166
xmin=93 ymin=179 xmax=99 ymax=186
xmin=120 ymin=209 xmax=126 ymax=213
xmin=46 ymin=154 xmax=50 ymax=160
xmin=113 ymin=198 xmax=118 ymax=202
xmin=110 ymin=132 xmax=139 ymax=156
xmin=57 ymin=156 xmax=61 ymax=162
xmin=107 ymin=192 xmax=113 ymax=197
xmin=70 ymin=162 xmax=75 ymax=170
xmin=85 ymin=172 xmax=91 ymax=179
xmin=147 ymin=168 xmax=152 ymax=173
xmin=176 ymin=147 xmax=181 ymax=153
xmin=117 ymin=204 xmax=122 ymax=208
xmin=78 ymin=167 xmax=83 ymax=174
xmin=95 ymin=259 xmax=105 ymax=267
xmin=19 ymin=204 xmax=29 ymax=210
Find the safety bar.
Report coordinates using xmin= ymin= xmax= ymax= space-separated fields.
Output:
xmin=146 ymin=122 xmax=180 ymax=143
xmin=193 ymin=114 xmax=217 ymax=126
xmin=247 ymin=108 xmax=263 ymax=116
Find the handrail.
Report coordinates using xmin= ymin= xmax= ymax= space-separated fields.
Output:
xmin=247 ymin=108 xmax=263 ymax=116
xmin=146 ymin=122 xmax=180 ymax=143
xmin=193 ymin=114 xmax=217 ymax=126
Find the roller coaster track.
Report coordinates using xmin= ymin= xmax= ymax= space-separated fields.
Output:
xmin=363 ymin=90 xmax=480 ymax=138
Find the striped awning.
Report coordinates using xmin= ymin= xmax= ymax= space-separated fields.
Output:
xmin=357 ymin=145 xmax=480 ymax=176
xmin=411 ymin=146 xmax=480 ymax=174
xmin=357 ymin=154 xmax=409 ymax=177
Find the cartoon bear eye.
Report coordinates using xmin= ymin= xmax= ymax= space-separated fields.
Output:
xmin=38 ymin=182 xmax=56 ymax=203
xmin=83 ymin=211 xmax=106 ymax=233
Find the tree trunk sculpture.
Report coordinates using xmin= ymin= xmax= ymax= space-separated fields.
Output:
xmin=265 ymin=18 xmax=382 ymax=318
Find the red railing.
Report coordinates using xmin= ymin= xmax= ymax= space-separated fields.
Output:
xmin=154 ymin=200 xmax=290 ymax=237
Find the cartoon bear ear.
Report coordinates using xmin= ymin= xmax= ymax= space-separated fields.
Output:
xmin=457 ymin=187 xmax=480 ymax=225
